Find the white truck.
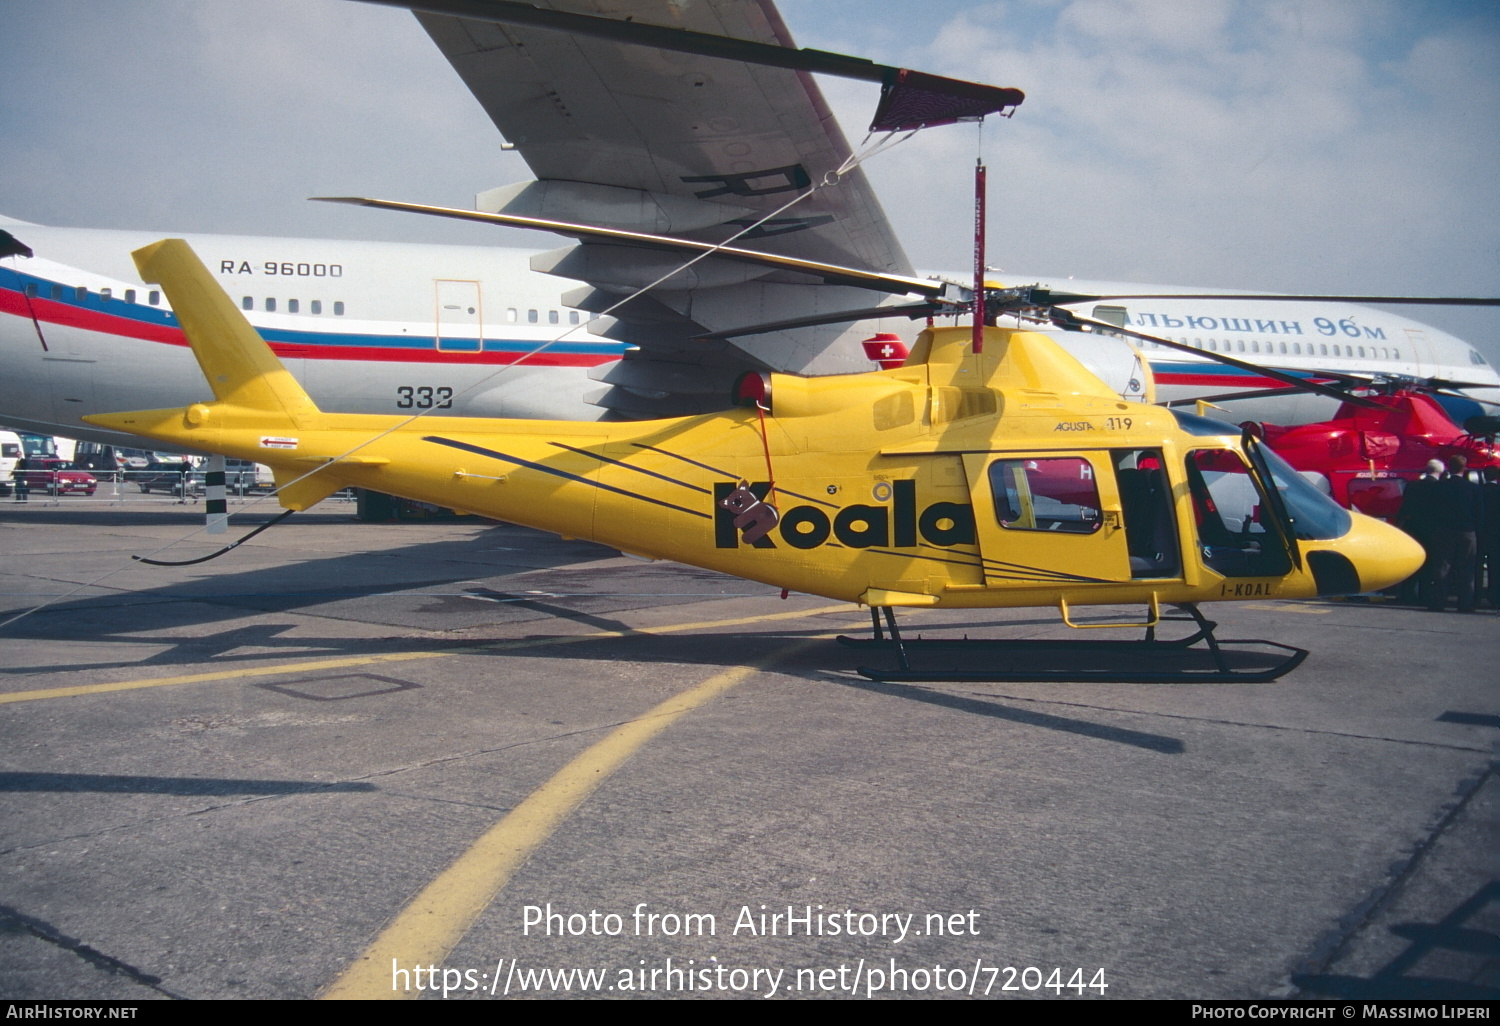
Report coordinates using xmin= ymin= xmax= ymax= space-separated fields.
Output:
xmin=0 ymin=430 xmax=21 ymax=496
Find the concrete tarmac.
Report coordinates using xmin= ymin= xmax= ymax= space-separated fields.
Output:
xmin=0 ymin=497 xmax=1495 ymax=1000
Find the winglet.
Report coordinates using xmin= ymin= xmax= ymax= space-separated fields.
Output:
xmin=132 ymin=239 xmax=319 ymax=422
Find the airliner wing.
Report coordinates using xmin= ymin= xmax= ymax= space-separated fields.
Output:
xmin=412 ymin=0 xmax=922 ymax=416
xmin=416 ymin=0 xmax=909 ymax=273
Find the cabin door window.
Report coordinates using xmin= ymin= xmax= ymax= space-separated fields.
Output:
xmin=962 ymin=452 xmax=1133 ymax=586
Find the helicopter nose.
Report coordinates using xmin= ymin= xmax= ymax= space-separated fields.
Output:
xmin=1305 ymin=514 xmax=1425 ymax=596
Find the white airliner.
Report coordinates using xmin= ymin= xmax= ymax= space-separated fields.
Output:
xmin=3 ymin=0 xmax=1496 ymax=446
xmin=2 ymin=213 xmax=1498 ymax=450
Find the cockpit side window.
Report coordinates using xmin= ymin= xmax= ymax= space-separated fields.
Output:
xmin=1186 ymin=449 xmax=1292 ymax=577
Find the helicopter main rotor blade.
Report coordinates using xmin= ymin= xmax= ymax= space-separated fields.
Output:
xmin=1307 ymin=371 xmax=1500 ymax=406
xmin=1293 ymin=370 xmax=1500 ymax=403
xmin=1042 ymin=291 xmax=1500 ymax=307
xmin=1053 ymin=310 xmax=1385 ymax=409
xmin=1423 ymin=376 xmax=1500 ymax=392
xmin=1164 ymin=380 xmax=1500 ymax=411
xmin=1162 ymin=387 xmax=1306 ymax=408
xmin=692 ymin=300 xmax=952 ymax=341
xmin=313 ymin=197 xmax=947 ymax=297
xmin=1297 ymin=369 xmax=1380 ymax=389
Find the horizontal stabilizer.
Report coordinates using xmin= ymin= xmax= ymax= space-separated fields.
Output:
xmin=271 ymin=465 xmax=349 ymax=512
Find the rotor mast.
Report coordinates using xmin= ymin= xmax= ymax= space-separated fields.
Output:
xmin=973 ymin=158 xmax=987 ymax=355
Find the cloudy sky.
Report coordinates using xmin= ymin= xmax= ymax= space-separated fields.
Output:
xmin=3 ymin=0 xmax=1497 ymax=360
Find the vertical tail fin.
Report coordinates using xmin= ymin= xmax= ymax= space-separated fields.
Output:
xmin=132 ymin=239 xmax=319 ymax=422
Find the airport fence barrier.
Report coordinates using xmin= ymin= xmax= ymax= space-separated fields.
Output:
xmin=4 ymin=467 xmax=355 ymax=506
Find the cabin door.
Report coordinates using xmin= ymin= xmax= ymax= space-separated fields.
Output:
xmin=961 ymin=451 xmax=1134 ymax=587
xmin=435 ymin=279 xmax=483 ymax=353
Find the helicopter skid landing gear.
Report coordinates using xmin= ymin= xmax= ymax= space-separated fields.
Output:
xmin=839 ymin=604 xmax=1308 ymax=684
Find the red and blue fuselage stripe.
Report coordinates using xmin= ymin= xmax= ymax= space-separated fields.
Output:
xmin=1150 ymin=361 xmax=1329 ymax=390
xmin=0 ymin=269 xmax=625 ymax=367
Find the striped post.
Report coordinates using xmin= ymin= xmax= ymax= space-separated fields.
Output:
xmin=204 ymin=454 xmax=228 ymax=534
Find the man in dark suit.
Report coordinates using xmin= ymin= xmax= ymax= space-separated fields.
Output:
xmin=1395 ymin=459 xmax=1444 ymax=605
xmin=1480 ymin=465 xmax=1500 ymax=608
xmin=1426 ymin=455 xmax=1483 ymax=613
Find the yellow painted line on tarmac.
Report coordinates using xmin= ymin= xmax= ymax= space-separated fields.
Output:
xmin=0 ymin=602 xmax=852 ymax=706
xmin=320 ymin=639 xmax=820 ymax=1000
xmin=0 ymin=651 xmax=458 ymax=706
xmin=1270 ymin=601 xmax=1332 ymax=615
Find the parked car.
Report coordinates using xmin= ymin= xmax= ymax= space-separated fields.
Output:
xmin=224 ymin=459 xmax=270 ymax=495
xmin=136 ymin=469 xmax=198 ymax=496
xmin=137 ymin=459 xmax=267 ymax=496
xmin=116 ymin=448 xmax=154 ymax=471
xmin=14 ymin=457 xmax=97 ymax=496
xmin=135 ymin=456 xmax=196 ymax=495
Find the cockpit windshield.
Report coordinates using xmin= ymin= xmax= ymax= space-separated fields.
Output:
xmin=1248 ymin=439 xmax=1351 ymax=541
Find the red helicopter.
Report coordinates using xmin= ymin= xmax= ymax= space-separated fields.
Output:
xmin=1238 ymin=386 xmax=1500 ymax=519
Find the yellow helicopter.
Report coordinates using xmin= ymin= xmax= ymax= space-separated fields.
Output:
xmin=84 ymin=238 xmax=1424 ymax=684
